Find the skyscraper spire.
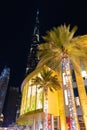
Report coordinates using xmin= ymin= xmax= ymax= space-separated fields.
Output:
xmin=32 ymin=9 xmax=40 ymax=43
xmin=25 ymin=9 xmax=40 ymax=76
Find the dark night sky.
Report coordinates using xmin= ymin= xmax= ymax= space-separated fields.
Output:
xmin=0 ymin=0 xmax=87 ymax=87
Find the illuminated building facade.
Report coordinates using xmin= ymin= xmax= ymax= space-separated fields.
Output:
xmin=16 ymin=65 xmax=87 ymax=130
xmin=16 ymin=67 xmax=62 ymax=130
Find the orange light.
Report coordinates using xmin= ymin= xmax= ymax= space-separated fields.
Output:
xmin=48 ymin=114 xmax=51 ymax=120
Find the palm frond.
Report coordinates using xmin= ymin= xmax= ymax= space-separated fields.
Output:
xmin=31 ymin=67 xmax=60 ymax=93
xmin=37 ymin=42 xmax=62 ymax=72
xmin=42 ymin=24 xmax=77 ymax=48
xmin=36 ymin=24 xmax=87 ymax=77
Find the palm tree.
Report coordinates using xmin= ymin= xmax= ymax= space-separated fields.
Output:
xmin=31 ymin=67 xmax=60 ymax=130
xmin=36 ymin=24 xmax=87 ymax=130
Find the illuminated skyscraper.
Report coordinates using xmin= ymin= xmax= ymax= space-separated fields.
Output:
xmin=25 ymin=9 xmax=40 ymax=76
xmin=3 ymin=87 xmax=20 ymax=127
xmin=0 ymin=67 xmax=10 ymax=125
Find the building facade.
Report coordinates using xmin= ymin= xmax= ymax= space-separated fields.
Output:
xmin=16 ymin=66 xmax=63 ymax=130
xmin=16 ymin=64 xmax=87 ymax=130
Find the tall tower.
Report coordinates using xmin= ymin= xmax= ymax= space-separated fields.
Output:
xmin=25 ymin=9 xmax=40 ymax=76
xmin=0 ymin=67 xmax=10 ymax=124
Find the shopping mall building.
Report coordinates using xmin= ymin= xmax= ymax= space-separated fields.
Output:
xmin=16 ymin=66 xmax=87 ymax=130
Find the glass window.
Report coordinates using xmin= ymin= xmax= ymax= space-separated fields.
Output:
xmin=30 ymin=85 xmax=36 ymax=111
xmin=36 ymin=87 xmax=43 ymax=109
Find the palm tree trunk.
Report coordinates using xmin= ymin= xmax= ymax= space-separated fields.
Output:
xmin=61 ymin=55 xmax=79 ymax=130
xmin=44 ymin=88 xmax=48 ymax=130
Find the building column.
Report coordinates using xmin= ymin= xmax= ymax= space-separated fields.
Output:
xmin=51 ymin=115 xmax=54 ymax=130
xmin=32 ymin=117 xmax=36 ymax=130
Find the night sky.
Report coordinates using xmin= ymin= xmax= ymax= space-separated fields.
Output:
xmin=0 ymin=0 xmax=87 ymax=87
